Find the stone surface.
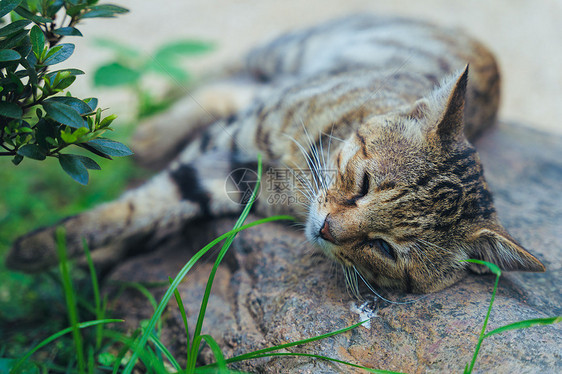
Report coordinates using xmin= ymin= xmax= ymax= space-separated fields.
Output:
xmin=105 ymin=122 xmax=561 ymax=373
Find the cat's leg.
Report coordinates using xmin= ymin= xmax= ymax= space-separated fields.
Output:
xmin=132 ymin=77 xmax=264 ymax=169
xmin=6 ymin=146 xmax=250 ymax=272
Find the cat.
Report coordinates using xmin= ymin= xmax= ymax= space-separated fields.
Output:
xmin=7 ymin=15 xmax=545 ymax=293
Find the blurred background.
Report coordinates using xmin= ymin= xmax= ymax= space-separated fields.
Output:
xmin=65 ymin=0 xmax=562 ymax=134
xmin=1 ymin=0 xmax=561 ymax=362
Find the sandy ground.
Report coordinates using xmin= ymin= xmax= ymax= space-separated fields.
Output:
xmin=62 ymin=0 xmax=562 ymax=135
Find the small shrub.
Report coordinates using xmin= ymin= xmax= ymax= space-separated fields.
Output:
xmin=0 ymin=0 xmax=132 ymax=185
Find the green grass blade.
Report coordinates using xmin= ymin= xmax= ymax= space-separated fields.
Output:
xmin=118 ymin=281 xmax=159 ymax=310
xmin=221 ymin=320 xmax=368 ymax=365
xmin=104 ymin=329 xmax=167 ymax=374
xmin=121 ymin=215 xmax=294 ymax=374
xmin=236 ymin=352 xmax=405 ymax=373
xmin=484 ymin=316 xmax=562 ymax=338
xmin=170 ymin=276 xmax=190 ymax=365
xmin=199 ymin=335 xmax=228 ymax=372
xmin=83 ymin=238 xmax=104 ymax=350
xmin=117 ymin=281 xmax=164 ymax=340
xmin=55 ymin=226 xmax=85 ymax=374
xmin=465 ymin=262 xmax=501 ymax=373
xmin=110 ymin=329 xmax=141 ymax=374
xmin=87 ymin=346 xmax=95 ymax=374
xmin=10 ymin=319 xmax=122 ymax=373
xmin=149 ymin=332 xmax=182 ymax=371
xmin=188 ymin=155 xmax=263 ymax=371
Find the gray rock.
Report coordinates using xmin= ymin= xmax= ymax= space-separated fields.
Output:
xmin=106 ymin=122 xmax=561 ymax=373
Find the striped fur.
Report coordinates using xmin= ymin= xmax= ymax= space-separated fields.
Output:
xmin=7 ymin=15 xmax=544 ymax=293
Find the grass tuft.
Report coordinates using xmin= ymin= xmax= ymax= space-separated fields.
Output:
xmin=462 ymin=259 xmax=561 ymax=373
xmin=55 ymin=226 xmax=86 ymax=374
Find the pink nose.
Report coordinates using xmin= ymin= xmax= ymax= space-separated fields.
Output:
xmin=319 ymin=216 xmax=336 ymax=243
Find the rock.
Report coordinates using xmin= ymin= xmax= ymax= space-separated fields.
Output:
xmin=105 ymin=122 xmax=561 ymax=373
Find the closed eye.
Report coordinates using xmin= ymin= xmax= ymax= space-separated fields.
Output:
xmin=366 ymin=238 xmax=396 ymax=261
xmin=359 ymin=172 xmax=370 ymax=197
xmin=343 ymin=172 xmax=371 ymax=206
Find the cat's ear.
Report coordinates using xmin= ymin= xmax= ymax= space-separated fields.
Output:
xmin=418 ymin=65 xmax=469 ymax=143
xmin=468 ymin=227 xmax=546 ymax=273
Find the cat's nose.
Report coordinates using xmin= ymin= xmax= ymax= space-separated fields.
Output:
xmin=319 ymin=216 xmax=336 ymax=243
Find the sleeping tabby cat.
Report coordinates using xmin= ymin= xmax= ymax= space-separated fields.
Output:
xmin=7 ymin=15 xmax=545 ymax=293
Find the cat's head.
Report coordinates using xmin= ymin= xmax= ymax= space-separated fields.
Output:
xmin=305 ymin=66 xmax=545 ymax=294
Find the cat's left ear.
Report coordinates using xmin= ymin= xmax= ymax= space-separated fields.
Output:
xmin=414 ymin=65 xmax=469 ymax=143
xmin=468 ymin=227 xmax=546 ymax=273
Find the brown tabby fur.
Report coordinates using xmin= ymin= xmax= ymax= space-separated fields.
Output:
xmin=7 ymin=15 xmax=545 ymax=294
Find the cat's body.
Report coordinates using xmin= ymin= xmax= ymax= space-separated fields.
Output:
xmin=7 ymin=15 xmax=544 ymax=293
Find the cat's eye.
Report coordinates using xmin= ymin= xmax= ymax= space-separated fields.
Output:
xmin=367 ymin=238 xmax=396 ymax=261
xmin=358 ymin=172 xmax=370 ymax=197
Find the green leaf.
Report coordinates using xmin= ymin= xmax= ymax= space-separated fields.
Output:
xmin=0 ymin=19 xmax=31 ymax=37
xmin=11 ymin=153 xmax=23 ymax=165
xmin=54 ymin=75 xmax=76 ymax=90
xmin=65 ymin=2 xmax=88 ymax=17
xmin=93 ymin=37 xmax=140 ymax=58
xmin=154 ymin=40 xmax=214 ymax=59
xmin=77 ymin=142 xmax=112 ymax=159
xmin=42 ymin=43 xmax=74 ymax=65
xmin=75 ymin=155 xmax=101 ymax=170
xmin=85 ymin=138 xmax=133 ymax=157
xmin=0 ymin=101 xmax=22 ymax=118
xmin=99 ymin=113 xmax=117 ymax=128
xmin=93 ymin=62 xmax=140 ymax=86
xmin=30 ymin=24 xmax=45 ymax=58
xmin=16 ymin=144 xmax=47 ymax=160
xmin=0 ymin=0 xmax=22 ymax=18
xmin=46 ymin=0 xmax=64 ymax=17
xmin=484 ymin=316 xmax=562 ymax=338
xmin=0 ymin=28 xmax=28 ymax=49
xmin=84 ymin=97 xmax=98 ymax=111
xmin=81 ymin=4 xmax=128 ymax=19
xmin=45 ymin=96 xmax=92 ymax=114
xmin=60 ymin=127 xmax=77 ymax=143
xmin=59 ymin=153 xmax=89 ymax=184
xmin=52 ymin=26 xmax=83 ymax=36
xmin=148 ymin=59 xmax=190 ymax=82
xmin=462 ymin=259 xmax=501 ymax=276
xmin=42 ymin=101 xmax=85 ymax=128
xmin=45 ymin=68 xmax=85 ymax=79
xmin=0 ymin=48 xmax=21 ymax=61
xmin=13 ymin=5 xmax=53 ymax=23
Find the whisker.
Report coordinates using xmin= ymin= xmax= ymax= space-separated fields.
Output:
xmin=300 ymin=119 xmax=327 ymax=191
xmin=353 ymin=266 xmax=425 ymax=305
xmin=321 ymin=131 xmax=347 ymax=144
xmin=283 ymin=133 xmax=321 ymax=194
